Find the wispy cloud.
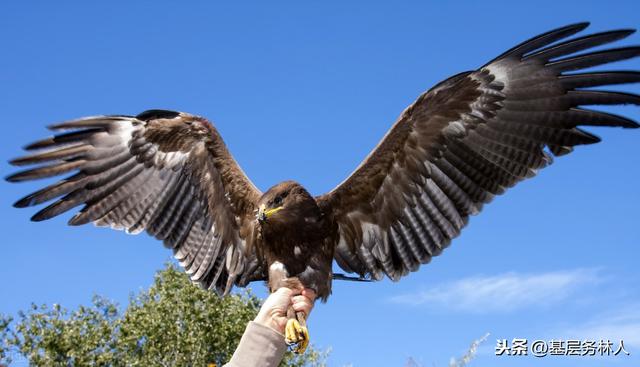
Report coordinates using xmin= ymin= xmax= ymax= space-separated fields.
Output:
xmin=559 ymin=303 xmax=640 ymax=349
xmin=389 ymin=268 xmax=601 ymax=312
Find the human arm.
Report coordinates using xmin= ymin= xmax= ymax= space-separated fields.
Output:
xmin=225 ymin=288 xmax=316 ymax=367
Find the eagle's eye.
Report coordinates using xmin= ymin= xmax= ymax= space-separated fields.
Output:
xmin=272 ymin=191 xmax=289 ymax=206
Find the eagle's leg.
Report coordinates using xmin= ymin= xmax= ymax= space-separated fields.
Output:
xmin=268 ymin=263 xmax=311 ymax=354
xmin=272 ymin=275 xmax=310 ymax=354
xmin=285 ymin=308 xmax=309 ymax=354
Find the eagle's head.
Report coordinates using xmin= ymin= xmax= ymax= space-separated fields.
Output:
xmin=256 ymin=181 xmax=324 ymax=239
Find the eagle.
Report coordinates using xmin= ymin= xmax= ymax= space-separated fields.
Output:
xmin=7 ymin=23 xmax=640 ymax=353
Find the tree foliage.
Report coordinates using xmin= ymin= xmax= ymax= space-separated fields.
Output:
xmin=0 ymin=264 xmax=327 ymax=367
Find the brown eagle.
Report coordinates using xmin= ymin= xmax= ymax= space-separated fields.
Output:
xmin=7 ymin=23 xmax=640 ymax=353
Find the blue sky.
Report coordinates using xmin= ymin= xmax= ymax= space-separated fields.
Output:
xmin=1 ymin=1 xmax=639 ymax=366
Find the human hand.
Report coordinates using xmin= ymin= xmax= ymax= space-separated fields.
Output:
xmin=254 ymin=287 xmax=316 ymax=334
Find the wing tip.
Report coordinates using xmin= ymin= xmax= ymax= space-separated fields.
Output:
xmin=9 ymin=156 xmax=30 ymax=167
xmin=5 ymin=170 xmax=32 ymax=183
xmin=569 ymin=21 xmax=591 ymax=32
xmin=30 ymin=211 xmax=49 ymax=222
xmin=616 ymin=28 xmax=637 ymax=37
xmin=5 ymin=173 xmax=20 ymax=183
xmin=24 ymin=138 xmax=54 ymax=151
xmin=13 ymin=197 xmax=31 ymax=208
xmin=552 ymin=22 xmax=591 ymax=35
xmin=484 ymin=22 xmax=592 ymax=66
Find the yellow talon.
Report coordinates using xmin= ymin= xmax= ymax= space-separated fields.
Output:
xmin=284 ymin=318 xmax=309 ymax=354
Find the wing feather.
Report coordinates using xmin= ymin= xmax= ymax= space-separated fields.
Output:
xmin=9 ymin=110 xmax=263 ymax=295
xmin=319 ymin=23 xmax=639 ymax=281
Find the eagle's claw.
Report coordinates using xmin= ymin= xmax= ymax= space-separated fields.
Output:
xmin=285 ymin=318 xmax=309 ymax=354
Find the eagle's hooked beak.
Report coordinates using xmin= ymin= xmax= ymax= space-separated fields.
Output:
xmin=257 ymin=204 xmax=283 ymax=223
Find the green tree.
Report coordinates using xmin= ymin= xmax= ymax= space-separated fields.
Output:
xmin=0 ymin=264 xmax=327 ymax=367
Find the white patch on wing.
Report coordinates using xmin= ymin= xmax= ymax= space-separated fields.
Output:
xmin=484 ymin=62 xmax=509 ymax=84
xmin=158 ymin=150 xmax=187 ymax=168
xmin=113 ymin=120 xmax=137 ymax=140
xmin=442 ymin=120 xmax=466 ymax=138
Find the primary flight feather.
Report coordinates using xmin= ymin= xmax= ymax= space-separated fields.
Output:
xmin=8 ymin=23 xmax=640 ymax=353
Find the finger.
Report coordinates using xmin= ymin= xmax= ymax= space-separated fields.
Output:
xmin=292 ymin=301 xmax=313 ymax=316
xmin=292 ymin=296 xmax=314 ymax=315
xmin=289 ymin=287 xmax=303 ymax=296
xmin=301 ymin=288 xmax=317 ymax=302
xmin=271 ymin=287 xmax=297 ymax=308
xmin=291 ymin=295 xmax=311 ymax=305
xmin=273 ymin=287 xmax=294 ymax=298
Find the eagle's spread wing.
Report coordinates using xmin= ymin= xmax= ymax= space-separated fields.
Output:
xmin=8 ymin=110 xmax=263 ymax=294
xmin=318 ymin=23 xmax=640 ymax=281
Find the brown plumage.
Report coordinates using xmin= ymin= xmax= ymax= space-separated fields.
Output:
xmin=8 ymin=23 xmax=640 ymax=305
